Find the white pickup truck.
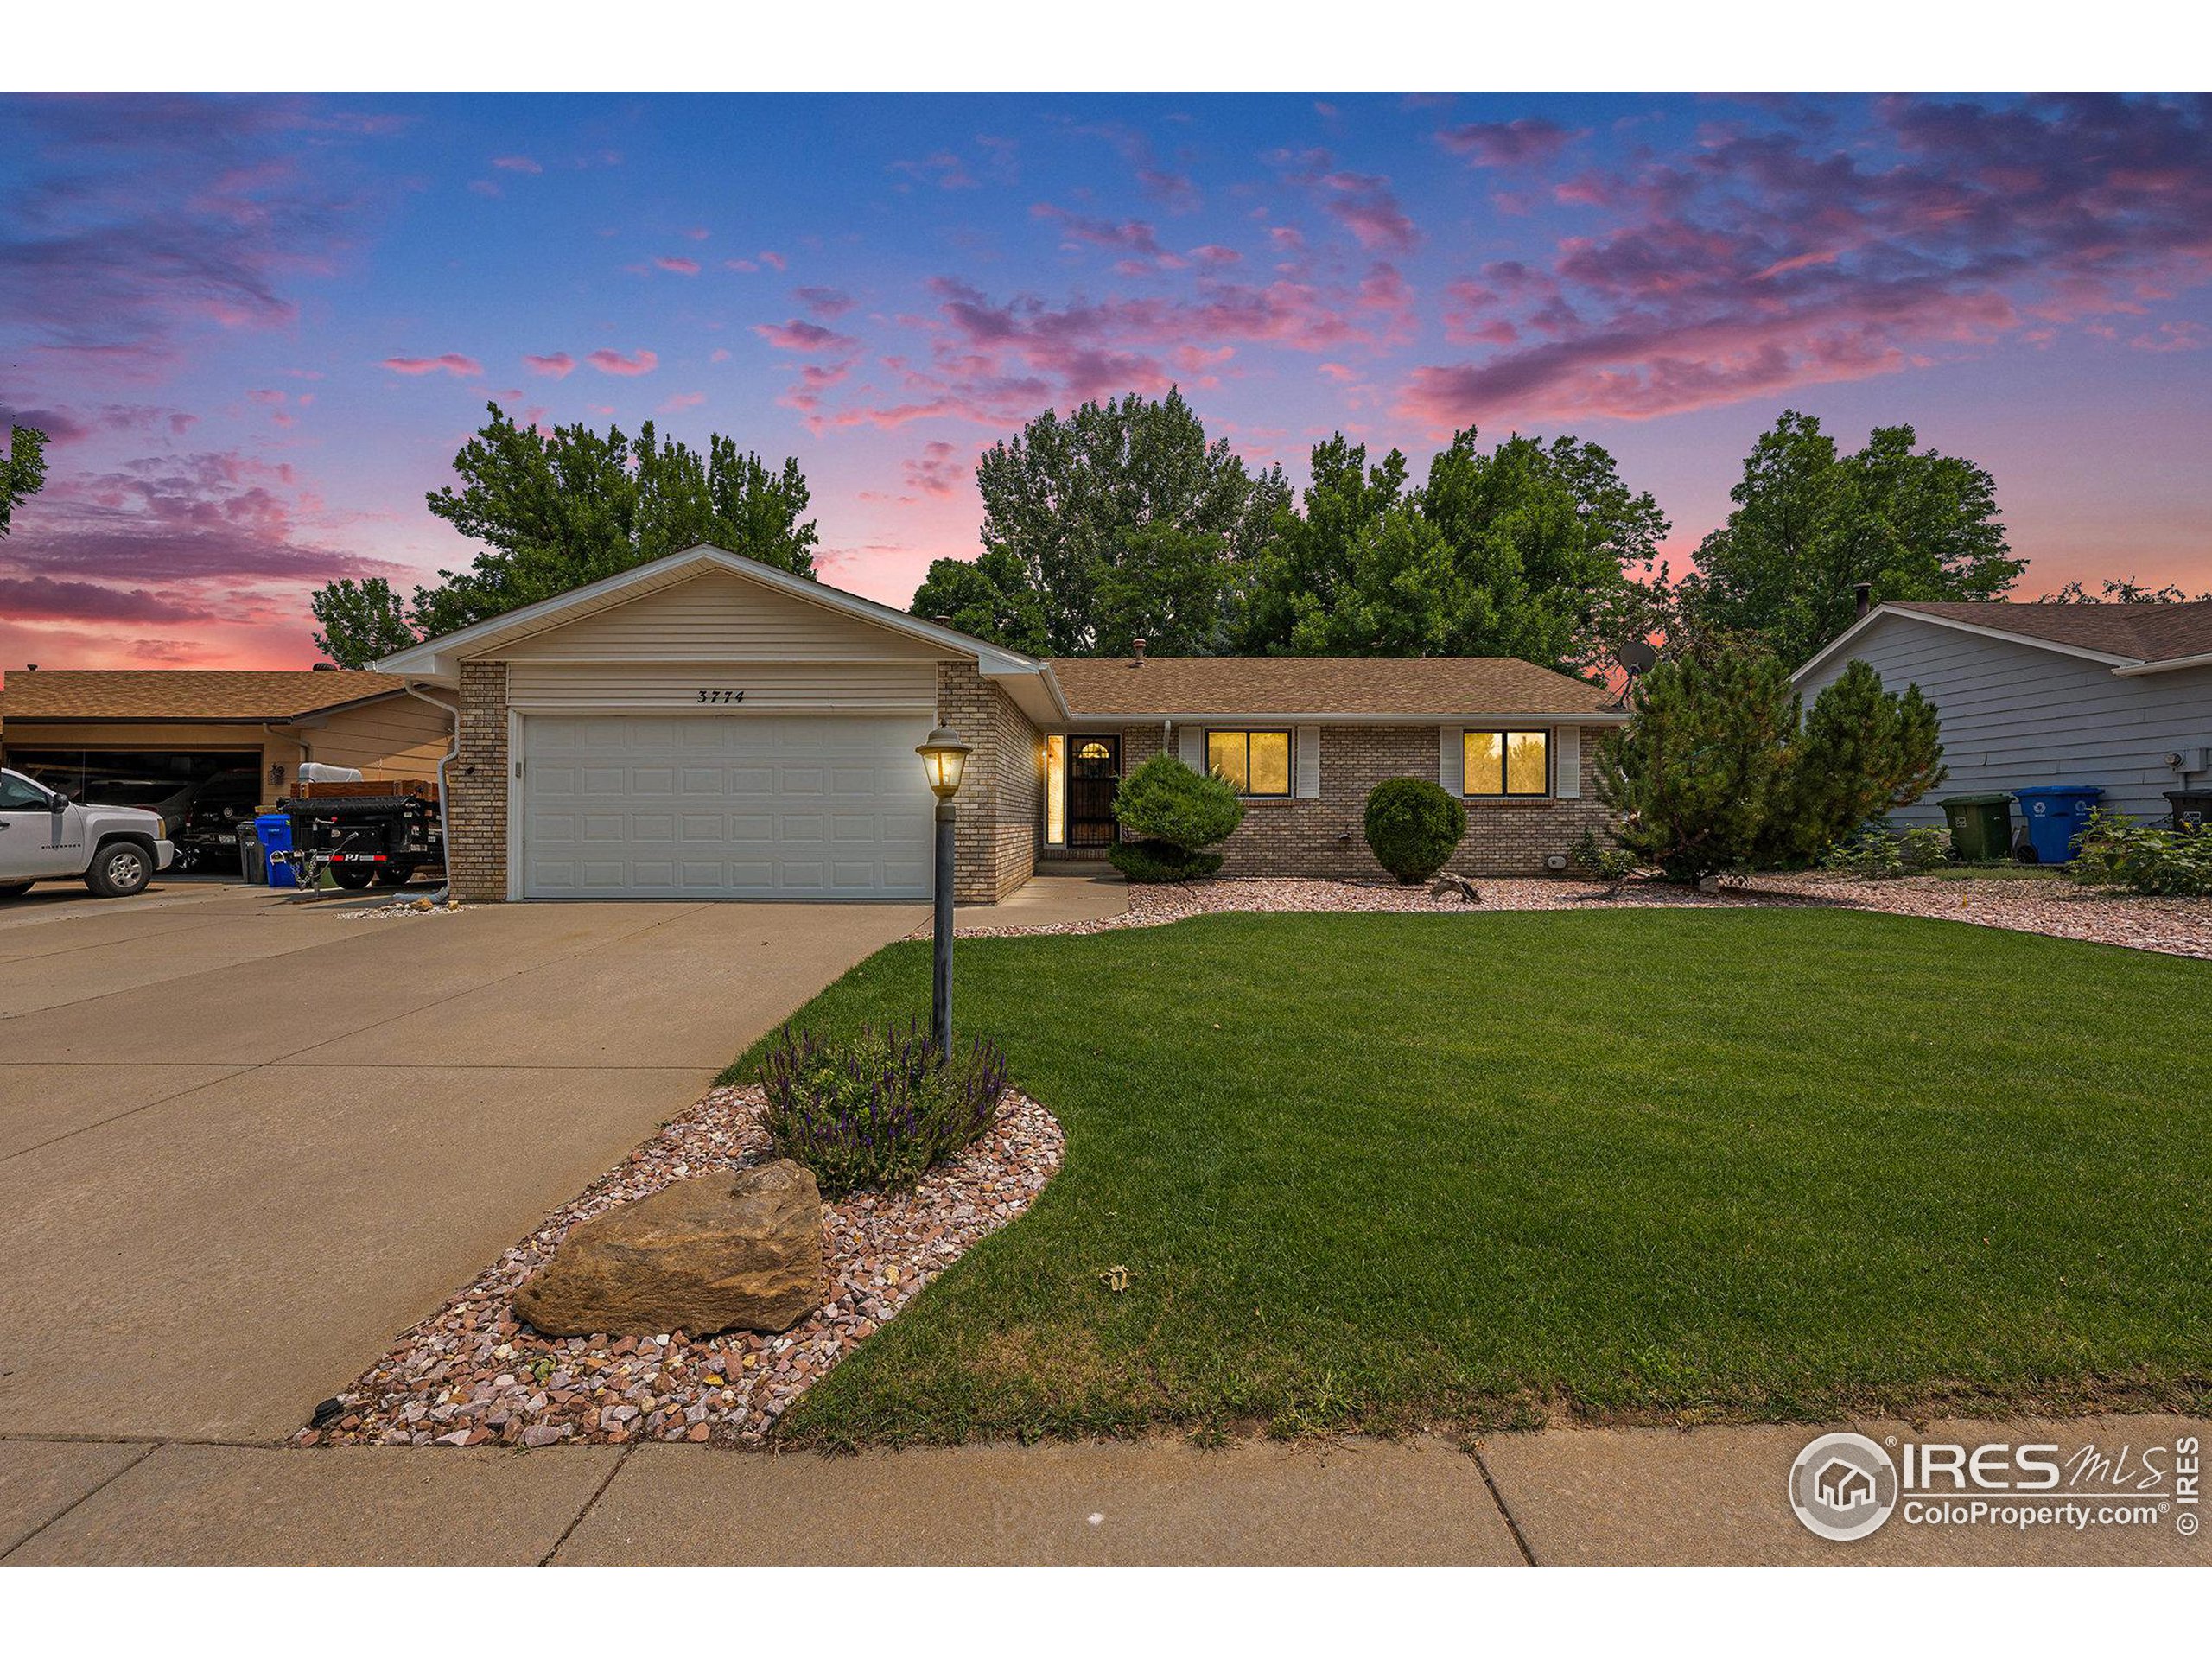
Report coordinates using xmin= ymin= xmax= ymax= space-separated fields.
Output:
xmin=0 ymin=767 xmax=175 ymax=899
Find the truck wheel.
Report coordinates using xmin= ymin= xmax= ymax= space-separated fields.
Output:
xmin=373 ymin=863 xmax=416 ymax=887
xmin=331 ymin=865 xmax=376 ymax=890
xmin=86 ymin=840 xmax=153 ymax=898
xmin=0 ymin=880 xmax=32 ymax=900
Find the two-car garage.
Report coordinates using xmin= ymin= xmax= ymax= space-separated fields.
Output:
xmin=518 ymin=712 xmax=938 ymax=899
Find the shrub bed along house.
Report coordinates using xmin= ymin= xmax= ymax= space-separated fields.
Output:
xmin=760 ymin=1021 xmax=1011 ymax=1198
xmin=2069 ymin=809 xmax=2212 ymax=898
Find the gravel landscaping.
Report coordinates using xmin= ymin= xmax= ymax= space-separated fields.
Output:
xmin=297 ymin=1084 xmax=1062 ymax=1448
xmin=971 ymin=871 xmax=2212 ymax=960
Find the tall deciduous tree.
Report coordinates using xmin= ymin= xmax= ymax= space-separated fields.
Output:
xmin=309 ymin=577 xmax=418 ymax=669
xmin=1237 ymin=429 xmax=1671 ymax=674
xmin=308 ymin=403 xmax=818 ymax=650
xmin=912 ymin=389 xmax=1285 ymax=654
xmin=1681 ymin=410 xmax=2022 ymax=667
xmin=1 ymin=423 xmax=48 ymax=539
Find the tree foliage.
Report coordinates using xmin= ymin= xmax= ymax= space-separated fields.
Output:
xmin=1238 ymin=429 xmax=1671 ymax=675
xmin=912 ymin=389 xmax=1286 ymax=655
xmin=1680 ymin=410 xmax=2022 ymax=668
xmin=307 ymin=402 xmax=817 ymax=653
xmin=1 ymin=423 xmax=48 ymax=539
xmin=2044 ymin=576 xmax=2212 ymax=604
xmin=1594 ymin=652 xmax=1945 ymax=882
xmin=310 ymin=577 xmax=418 ymax=669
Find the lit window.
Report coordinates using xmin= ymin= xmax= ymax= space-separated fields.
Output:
xmin=1206 ymin=729 xmax=1291 ymax=797
xmin=1044 ymin=734 xmax=1065 ymax=846
xmin=1462 ymin=729 xmax=1548 ymax=797
xmin=1077 ymin=741 xmax=1110 ymax=761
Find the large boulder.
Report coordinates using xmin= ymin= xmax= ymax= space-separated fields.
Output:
xmin=513 ymin=1160 xmax=824 ymax=1338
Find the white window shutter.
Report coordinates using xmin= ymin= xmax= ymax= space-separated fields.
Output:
xmin=1178 ymin=724 xmax=1207 ymax=772
xmin=1294 ymin=725 xmax=1320 ymax=798
xmin=1438 ymin=724 xmax=1463 ymax=795
xmin=1554 ymin=724 xmax=1580 ymax=798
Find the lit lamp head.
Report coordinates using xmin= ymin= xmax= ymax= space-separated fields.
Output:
xmin=916 ymin=726 xmax=972 ymax=800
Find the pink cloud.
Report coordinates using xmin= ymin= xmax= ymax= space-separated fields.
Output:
xmin=585 ymin=347 xmax=658 ymax=376
xmin=380 ymin=353 xmax=481 ymax=377
xmin=1270 ymin=149 xmax=1419 ymax=253
xmin=662 ymin=391 xmax=707 ymax=410
xmin=681 ymin=226 xmax=710 ymax=241
xmin=1190 ymin=245 xmax=1242 ymax=266
xmin=709 ymin=346 xmax=732 ymax=363
xmin=795 ymin=285 xmax=857 ymax=318
xmin=901 ymin=440 xmax=965 ymax=497
xmin=654 ymin=256 xmax=701 ymax=275
xmin=524 ymin=351 xmax=576 ymax=378
xmin=492 ymin=155 xmax=543 ymax=174
xmin=1436 ymin=118 xmax=1575 ymax=168
xmin=754 ymin=318 xmax=859 ymax=353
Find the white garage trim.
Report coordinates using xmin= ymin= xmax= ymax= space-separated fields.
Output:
xmin=511 ymin=709 xmax=938 ymax=900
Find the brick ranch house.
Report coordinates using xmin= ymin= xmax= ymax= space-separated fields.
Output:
xmin=375 ymin=544 xmax=1625 ymax=904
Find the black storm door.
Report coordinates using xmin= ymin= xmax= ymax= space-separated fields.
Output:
xmin=1066 ymin=734 xmax=1121 ymax=849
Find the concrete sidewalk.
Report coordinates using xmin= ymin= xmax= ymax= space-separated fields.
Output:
xmin=7 ymin=1417 xmax=2205 ymax=1566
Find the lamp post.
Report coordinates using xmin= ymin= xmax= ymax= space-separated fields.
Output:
xmin=916 ymin=724 xmax=971 ymax=1056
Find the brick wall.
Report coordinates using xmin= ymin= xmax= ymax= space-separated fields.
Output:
xmin=448 ymin=658 xmax=509 ymax=901
xmin=935 ymin=660 xmax=1038 ymax=903
xmin=1113 ymin=721 xmax=1612 ymax=879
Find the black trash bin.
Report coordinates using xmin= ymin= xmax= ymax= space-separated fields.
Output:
xmin=2168 ymin=790 xmax=2212 ymax=832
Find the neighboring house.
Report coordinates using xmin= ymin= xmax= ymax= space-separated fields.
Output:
xmin=1793 ymin=600 xmax=2212 ymax=826
xmin=0 ymin=671 xmax=457 ymax=827
xmin=374 ymin=543 xmax=1625 ymax=904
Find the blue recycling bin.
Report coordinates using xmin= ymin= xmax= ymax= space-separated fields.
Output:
xmin=2012 ymin=785 xmax=2103 ymax=864
xmin=253 ymin=812 xmax=300 ymax=888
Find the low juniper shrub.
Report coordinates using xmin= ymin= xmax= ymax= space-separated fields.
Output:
xmin=1108 ymin=839 xmax=1225 ymax=882
xmin=759 ymin=1020 xmax=1010 ymax=1198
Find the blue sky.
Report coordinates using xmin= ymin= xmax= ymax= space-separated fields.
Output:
xmin=3 ymin=92 xmax=2209 ymax=666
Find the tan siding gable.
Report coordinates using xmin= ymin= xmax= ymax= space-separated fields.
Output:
xmin=507 ymin=661 xmax=936 ymax=711
xmin=489 ymin=569 xmax=950 ymax=664
xmin=308 ymin=693 xmax=454 ymax=780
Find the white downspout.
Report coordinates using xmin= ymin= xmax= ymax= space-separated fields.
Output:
xmin=403 ymin=680 xmax=460 ymax=902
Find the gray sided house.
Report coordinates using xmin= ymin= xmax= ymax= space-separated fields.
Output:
xmin=375 ymin=544 xmax=1624 ymax=904
xmin=1793 ymin=600 xmax=2212 ymax=825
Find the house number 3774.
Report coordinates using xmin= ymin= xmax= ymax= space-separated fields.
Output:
xmin=696 ymin=690 xmax=746 ymax=704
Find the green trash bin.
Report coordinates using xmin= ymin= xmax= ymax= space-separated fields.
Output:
xmin=1939 ymin=792 xmax=2014 ymax=863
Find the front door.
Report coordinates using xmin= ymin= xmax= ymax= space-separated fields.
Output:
xmin=1066 ymin=734 xmax=1121 ymax=849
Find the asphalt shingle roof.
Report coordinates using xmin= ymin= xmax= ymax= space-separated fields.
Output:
xmin=0 ymin=670 xmax=407 ymax=721
xmin=1045 ymin=655 xmax=1616 ymax=718
xmin=1890 ymin=600 xmax=2212 ymax=664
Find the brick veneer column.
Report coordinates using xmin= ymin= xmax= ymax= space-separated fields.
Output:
xmin=448 ymin=658 xmax=510 ymax=901
xmin=934 ymin=660 xmax=1038 ymax=903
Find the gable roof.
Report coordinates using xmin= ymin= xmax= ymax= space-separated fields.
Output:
xmin=0 ymin=669 xmax=409 ymax=723
xmin=372 ymin=544 xmax=1048 ymax=685
xmin=1796 ymin=599 xmax=2212 ymax=683
xmin=1046 ymin=655 xmax=1620 ymax=721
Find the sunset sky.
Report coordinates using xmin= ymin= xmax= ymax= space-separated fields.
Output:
xmin=3 ymin=90 xmax=2209 ymax=670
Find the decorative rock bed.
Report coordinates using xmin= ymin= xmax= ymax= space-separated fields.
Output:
xmin=297 ymin=1084 xmax=1062 ymax=1447
xmin=963 ymin=871 xmax=2212 ymax=961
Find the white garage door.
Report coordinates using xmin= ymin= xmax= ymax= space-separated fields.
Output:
xmin=521 ymin=714 xmax=937 ymax=899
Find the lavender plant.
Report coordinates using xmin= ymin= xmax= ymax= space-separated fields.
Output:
xmin=759 ymin=1020 xmax=1010 ymax=1198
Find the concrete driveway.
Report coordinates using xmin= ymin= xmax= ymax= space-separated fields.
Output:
xmin=0 ymin=880 xmax=921 ymax=1441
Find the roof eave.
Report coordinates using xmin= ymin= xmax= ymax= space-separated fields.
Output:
xmin=1050 ymin=709 xmax=1629 ymax=725
xmin=2112 ymin=648 xmax=2212 ymax=677
xmin=1792 ymin=602 xmax=2145 ymax=683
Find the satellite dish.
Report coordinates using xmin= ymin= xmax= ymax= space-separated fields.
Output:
xmin=1617 ymin=639 xmax=1659 ymax=677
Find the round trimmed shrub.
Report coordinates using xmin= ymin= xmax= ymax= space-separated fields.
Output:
xmin=1363 ymin=776 xmax=1467 ymax=883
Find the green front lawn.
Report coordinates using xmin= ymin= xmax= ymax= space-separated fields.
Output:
xmin=727 ymin=909 xmax=2212 ymax=1446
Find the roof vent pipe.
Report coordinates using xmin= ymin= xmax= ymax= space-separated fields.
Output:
xmin=1132 ymin=637 xmax=1147 ymax=665
xmin=1853 ymin=582 xmax=1872 ymax=620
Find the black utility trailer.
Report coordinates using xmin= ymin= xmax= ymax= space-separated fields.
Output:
xmin=281 ymin=778 xmax=445 ymax=891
